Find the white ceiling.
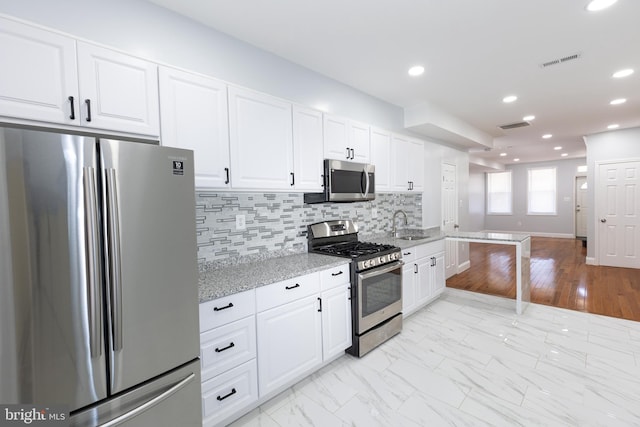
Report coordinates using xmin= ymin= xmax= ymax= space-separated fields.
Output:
xmin=146 ymin=0 xmax=640 ymax=167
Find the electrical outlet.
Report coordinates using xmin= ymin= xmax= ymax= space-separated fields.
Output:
xmin=371 ymin=208 xmax=378 ymax=219
xmin=236 ymin=214 xmax=246 ymax=230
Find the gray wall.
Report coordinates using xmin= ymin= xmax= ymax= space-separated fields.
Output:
xmin=0 ymin=0 xmax=404 ymax=131
xmin=584 ymin=126 xmax=640 ymax=260
xmin=483 ymin=158 xmax=586 ymax=236
xmin=468 ymin=171 xmax=485 ymax=231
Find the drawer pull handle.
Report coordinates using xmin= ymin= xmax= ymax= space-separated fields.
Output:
xmin=215 ymin=342 xmax=235 ymax=353
xmin=213 ymin=302 xmax=234 ymax=312
xmin=85 ymin=99 xmax=92 ymax=122
xmin=68 ymin=96 xmax=76 ymax=120
xmin=317 ymin=297 xmax=322 ymax=312
xmin=285 ymin=283 xmax=300 ymax=290
xmin=403 ymin=252 xmax=411 ymax=256
xmin=217 ymin=388 xmax=237 ymax=402
xmin=331 ymin=271 xmax=344 ymax=276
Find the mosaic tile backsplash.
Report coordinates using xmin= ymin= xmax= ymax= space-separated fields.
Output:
xmin=195 ymin=192 xmax=422 ymax=264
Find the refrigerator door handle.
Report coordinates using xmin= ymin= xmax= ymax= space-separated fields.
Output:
xmin=83 ymin=167 xmax=102 ymax=357
xmin=100 ymin=373 xmax=196 ymax=427
xmin=105 ymin=168 xmax=123 ymax=352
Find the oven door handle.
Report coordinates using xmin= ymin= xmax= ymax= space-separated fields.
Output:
xmin=358 ymin=260 xmax=404 ymax=280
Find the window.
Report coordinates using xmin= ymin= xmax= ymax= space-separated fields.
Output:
xmin=528 ymin=167 xmax=557 ymax=215
xmin=487 ymin=171 xmax=512 ymax=214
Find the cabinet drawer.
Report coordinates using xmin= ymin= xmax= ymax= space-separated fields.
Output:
xmin=200 ymin=316 xmax=256 ymax=382
xmin=201 ymin=359 xmax=258 ymax=427
xmin=256 ymin=272 xmax=320 ymax=312
xmin=200 ymin=289 xmax=256 ymax=332
xmin=319 ymin=263 xmax=350 ymax=290
xmin=415 ymin=239 xmax=446 ymax=259
xmin=400 ymin=248 xmax=417 ymax=263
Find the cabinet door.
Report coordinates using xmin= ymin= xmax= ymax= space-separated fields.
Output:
xmin=0 ymin=17 xmax=79 ymax=124
xmin=402 ymin=263 xmax=417 ymax=317
xmin=408 ymin=138 xmax=424 ymax=191
xmin=392 ymin=134 xmax=411 ymax=191
xmin=415 ymin=257 xmax=432 ymax=306
xmin=292 ymin=105 xmax=324 ymax=190
xmin=257 ymin=295 xmax=322 ymax=396
xmin=228 ymin=86 xmax=293 ymax=189
xmin=321 ymin=284 xmax=352 ymax=360
xmin=431 ymin=252 xmax=446 ymax=296
xmin=370 ymin=127 xmax=392 ymax=191
xmin=77 ymin=41 xmax=160 ymax=136
xmin=348 ymin=120 xmax=370 ymax=163
xmin=323 ymin=114 xmax=349 ymax=160
xmin=159 ymin=67 xmax=230 ymax=188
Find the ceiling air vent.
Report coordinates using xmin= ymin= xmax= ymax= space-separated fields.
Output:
xmin=499 ymin=121 xmax=530 ymax=130
xmin=540 ymin=52 xmax=582 ymax=68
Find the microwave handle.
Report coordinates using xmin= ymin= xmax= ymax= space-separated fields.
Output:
xmin=362 ymin=168 xmax=370 ymax=198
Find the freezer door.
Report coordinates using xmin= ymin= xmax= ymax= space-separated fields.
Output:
xmin=99 ymin=140 xmax=200 ymax=394
xmin=0 ymin=127 xmax=107 ymax=409
xmin=70 ymin=359 xmax=202 ymax=426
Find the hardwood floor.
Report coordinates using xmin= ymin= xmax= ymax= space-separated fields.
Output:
xmin=446 ymin=237 xmax=640 ymax=321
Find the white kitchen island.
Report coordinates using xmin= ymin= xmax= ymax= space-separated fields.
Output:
xmin=446 ymin=231 xmax=531 ymax=315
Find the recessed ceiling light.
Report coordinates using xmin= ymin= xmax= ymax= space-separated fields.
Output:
xmin=408 ymin=65 xmax=425 ymax=77
xmin=586 ymin=0 xmax=618 ymax=12
xmin=554 ymin=146 xmax=562 ymax=150
xmin=542 ymin=134 xmax=553 ymax=139
xmin=513 ymin=158 xmax=520 ymax=162
xmin=561 ymin=153 xmax=568 ymax=157
xmin=610 ymin=98 xmax=627 ymax=105
xmin=612 ymin=69 xmax=634 ymax=78
xmin=503 ymin=95 xmax=518 ymax=103
xmin=608 ymin=124 xmax=620 ymax=129
xmin=523 ymin=115 xmax=535 ymax=121
xmin=500 ymin=152 xmax=507 ymax=157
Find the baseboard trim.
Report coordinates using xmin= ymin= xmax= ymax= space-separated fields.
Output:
xmin=483 ymin=230 xmax=575 ymax=239
xmin=457 ymin=260 xmax=470 ymax=273
xmin=586 ymin=257 xmax=597 ymax=265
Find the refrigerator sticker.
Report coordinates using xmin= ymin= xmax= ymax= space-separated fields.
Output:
xmin=172 ymin=160 xmax=184 ymax=176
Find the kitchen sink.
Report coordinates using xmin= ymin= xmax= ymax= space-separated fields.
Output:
xmin=399 ymin=235 xmax=429 ymax=241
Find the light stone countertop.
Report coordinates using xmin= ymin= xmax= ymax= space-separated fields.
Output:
xmin=199 ymin=252 xmax=349 ymax=303
xmin=445 ymin=230 xmax=530 ymax=242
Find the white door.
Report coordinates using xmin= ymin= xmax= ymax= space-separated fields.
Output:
xmin=323 ymin=114 xmax=349 ymax=161
xmin=292 ymin=105 xmax=324 ymax=190
xmin=597 ymin=161 xmax=640 ymax=268
xmin=575 ymin=176 xmax=588 ymax=238
xmin=0 ymin=17 xmax=79 ymax=125
xmin=348 ymin=120 xmax=370 ymax=163
xmin=77 ymin=42 xmax=160 ymax=136
xmin=159 ymin=67 xmax=230 ymax=188
xmin=391 ymin=134 xmax=411 ymax=191
xmin=408 ymin=138 xmax=424 ymax=191
xmin=228 ymin=86 xmax=293 ymax=189
xmin=442 ymin=163 xmax=458 ymax=278
xmin=320 ymin=284 xmax=352 ymax=360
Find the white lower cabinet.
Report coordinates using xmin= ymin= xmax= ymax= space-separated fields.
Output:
xmin=256 ymin=294 xmax=323 ymax=396
xmin=199 ymin=290 xmax=258 ymax=427
xmin=402 ymin=239 xmax=446 ymax=317
xmin=199 ymin=265 xmax=352 ymax=426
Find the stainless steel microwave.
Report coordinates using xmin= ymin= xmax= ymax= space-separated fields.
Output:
xmin=304 ymin=159 xmax=375 ymax=204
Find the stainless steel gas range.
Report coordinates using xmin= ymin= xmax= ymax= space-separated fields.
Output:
xmin=308 ymin=220 xmax=403 ymax=357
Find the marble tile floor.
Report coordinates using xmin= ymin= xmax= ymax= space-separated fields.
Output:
xmin=230 ymin=288 xmax=640 ymax=426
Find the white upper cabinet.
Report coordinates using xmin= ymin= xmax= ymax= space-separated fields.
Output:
xmin=77 ymin=42 xmax=160 ymax=136
xmin=323 ymin=114 xmax=370 ymax=163
xmin=408 ymin=138 xmax=424 ymax=191
xmin=159 ymin=67 xmax=230 ymax=188
xmin=392 ymin=134 xmax=424 ymax=192
xmin=228 ymin=86 xmax=294 ymax=189
xmin=0 ymin=17 xmax=78 ymax=124
xmin=369 ymin=127 xmax=392 ymax=192
xmin=0 ymin=18 xmax=160 ymax=136
xmin=292 ymin=105 xmax=324 ymax=191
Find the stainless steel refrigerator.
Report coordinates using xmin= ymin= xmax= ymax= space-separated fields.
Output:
xmin=0 ymin=126 xmax=202 ymax=426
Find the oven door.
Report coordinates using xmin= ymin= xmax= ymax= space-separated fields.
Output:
xmin=356 ymin=260 xmax=403 ymax=334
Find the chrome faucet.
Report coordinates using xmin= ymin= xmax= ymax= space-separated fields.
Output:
xmin=391 ymin=210 xmax=408 ymax=237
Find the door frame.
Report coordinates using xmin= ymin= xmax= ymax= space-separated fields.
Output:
xmin=594 ymin=158 xmax=640 ymax=266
